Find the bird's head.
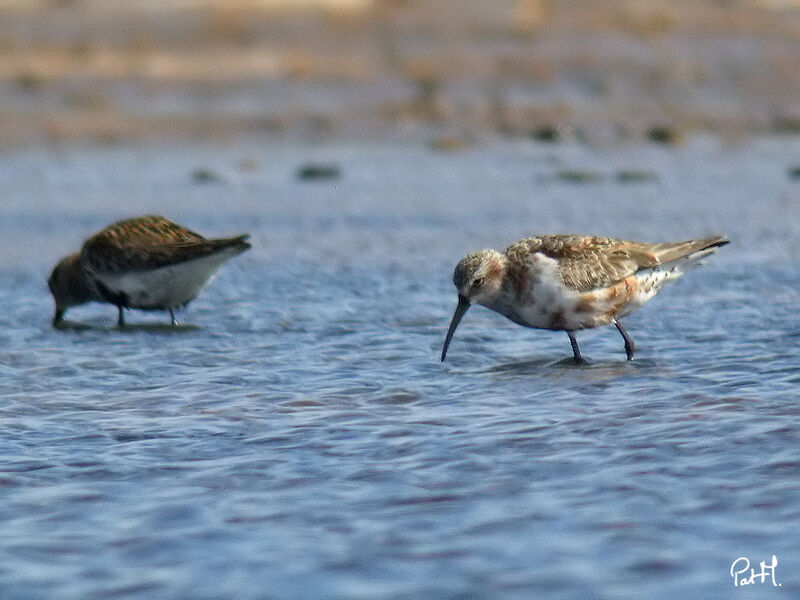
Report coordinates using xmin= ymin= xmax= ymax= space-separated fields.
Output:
xmin=48 ymin=254 xmax=89 ymax=326
xmin=441 ymin=249 xmax=506 ymax=361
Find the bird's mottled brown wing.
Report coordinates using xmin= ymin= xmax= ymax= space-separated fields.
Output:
xmin=80 ymin=215 xmax=247 ymax=273
xmin=505 ymin=234 xmax=661 ymax=292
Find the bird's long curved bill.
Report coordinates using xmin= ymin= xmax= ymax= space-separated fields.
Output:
xmin=441 ymin=295 xmax=470 ymax=361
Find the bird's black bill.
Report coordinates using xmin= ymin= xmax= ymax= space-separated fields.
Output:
xmin=52 ymin=309 xmax=65 ymax=327
xmin=441 ymin=295 xmax=470 ymax=361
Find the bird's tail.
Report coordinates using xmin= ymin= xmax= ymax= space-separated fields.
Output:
xmin=652 ymin=235 xmax=727 ymax=263
xmin=212 ymin=234 xmax=251 ymax=256
xmin=647 ymin=235 xmax=728 ymax=279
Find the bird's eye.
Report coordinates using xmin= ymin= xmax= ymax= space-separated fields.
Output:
xmin=472 ymin=277 xmax=484 ymax=289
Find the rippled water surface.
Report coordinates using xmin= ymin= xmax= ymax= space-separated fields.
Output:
xmin=1 ymin=138 xmax=799 ymax=598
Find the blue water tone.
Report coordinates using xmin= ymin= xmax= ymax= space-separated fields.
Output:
xmin=1 ymin=137 xmax=799 ymax=598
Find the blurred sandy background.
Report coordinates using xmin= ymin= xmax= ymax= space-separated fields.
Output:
xmin=0 ymin=0 xmax=797 ymax=146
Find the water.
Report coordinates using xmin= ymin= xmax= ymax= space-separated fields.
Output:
xmin=1 ymin=137 xmax=799 ymax=598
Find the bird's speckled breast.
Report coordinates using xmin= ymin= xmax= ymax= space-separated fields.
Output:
xmin=487 ymin=263 xmax=646 ymax=331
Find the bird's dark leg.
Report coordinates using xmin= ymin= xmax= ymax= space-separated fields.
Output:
xmin=117 ymin=306 xmax=126 ymax=327
xmin=169 ymin=308 xmax=177 ymax=327
xmin=567 ymin=331 xmax=588 ymax=364
xmin=612 ymin=318 xmax=635 ymax=361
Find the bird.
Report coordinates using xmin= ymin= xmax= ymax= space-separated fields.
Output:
xmin=48 ymin=215 xmax=251 ymax=327
xmin=441 ymin=234 xmax=728 ymax=363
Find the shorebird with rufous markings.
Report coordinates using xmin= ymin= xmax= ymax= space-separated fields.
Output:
xmin=48 ymin=215 xmax=250 ymax=327
xmin=441 ymin=234 xmax=728 ymax=363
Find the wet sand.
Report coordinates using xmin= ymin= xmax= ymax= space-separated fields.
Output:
xmin=0 ymin=0 xmax=797 ymax=146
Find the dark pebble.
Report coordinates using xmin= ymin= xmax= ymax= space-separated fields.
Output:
xmin=296 ymin=164 xmax=341 ymax=180
xmin=530 ymin=126 xmax=559 ymax=142
xmin=191 ymin=168 xmax=222 ymax=184
xmin=646 ymin=126 xmax=683 ymax=145
xmin=616 ymin=170 xmax=658 ymax=183
xmin=556 ymin=170 xmax=603 ymax=183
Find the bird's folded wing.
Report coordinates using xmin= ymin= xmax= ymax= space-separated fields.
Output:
xmin=81 ymin=228 xmax=248 ymax=273
xmin=506 ymin=235 xmax=659 ymax=292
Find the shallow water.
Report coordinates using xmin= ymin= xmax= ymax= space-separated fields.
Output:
xmin=1 ymin=137 xmax=799 ymax=598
